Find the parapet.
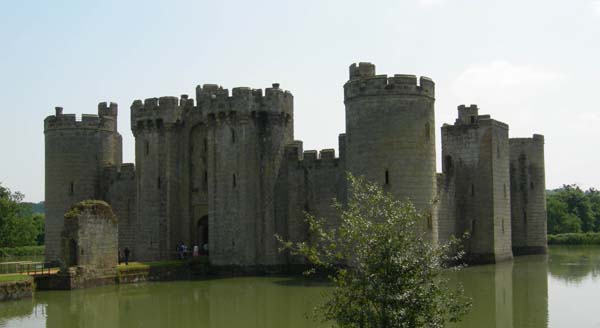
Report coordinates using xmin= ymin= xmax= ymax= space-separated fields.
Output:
xmin=103 ymin=163 xmax=136 ymax=182
xmin=510 ymin=134 xmax=545 ymax=146
xmin=44 ymin=103 xmax=118 ymax=132
xmin=456 ymin=104 xmax=479 ymax=125
xmin=98 ymin=102 xmax=118 ymax=118
xmin=344 ymin=62 xmax=434 ymax=100
xmin=195 ymin=83 xmax=293 ymax=116
xmin=443 ymin=105 xmax=508 ymax=131
xmin=130 ymin=96 xmax=189 ymax=133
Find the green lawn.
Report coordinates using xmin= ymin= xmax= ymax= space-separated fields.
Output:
xmin=0 ymin=274 xmax=33 ymax=283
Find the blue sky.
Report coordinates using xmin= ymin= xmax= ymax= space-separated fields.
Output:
xmin=1 ymin=0 xmax=599 ymax=201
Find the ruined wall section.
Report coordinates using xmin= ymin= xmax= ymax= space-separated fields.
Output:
xmin=102 ymin=164 xmax=136 ymax=255
xmin=192 ymin=84 xmax=293 ymax=266
xmin=44 ymin=103 xmax=122 ymax=262
xmin=344 ymin=62 xmax=437 ymax=242
xmin=130 ymin=97 xmax=186 ymax=261
xmin=510 ymin=135 xmax=547 ymax=255
xmin=441 ymin=105 xmax=512 ymax=264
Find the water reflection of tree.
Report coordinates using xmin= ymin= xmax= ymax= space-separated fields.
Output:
xmin=548 ymin=246 xmax=600 ymax=284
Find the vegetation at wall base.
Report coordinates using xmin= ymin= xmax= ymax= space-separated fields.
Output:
xmin=0 ymin=246 xmax=45 ymax=258
xmin=548 ymin=233 xmax=600 ymax=245
xmin=278 ymin=174 xmax=471 ymax=328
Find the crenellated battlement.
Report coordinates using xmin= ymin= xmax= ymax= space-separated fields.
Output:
xmin=44 ymin=104 xmax=117 ymax=132
xmin=98 ymin=102 xmax=118 ymax=117
xmin=509 ymin=134 xmax=545 ymax=145
xmin=285 ymin=143 xmax=340 ymax=169
xmin=344 ymin=62 xmax=435 ymax=101
xmin=130 ymin=96 xmax=190 ymax=133
xmin=104 ymin=163 xmax=136 ymax=181
xmin=456 ymin=104 xmax=480 ymax=125
xmin=195 ymin=83 xmax=293 ymax=115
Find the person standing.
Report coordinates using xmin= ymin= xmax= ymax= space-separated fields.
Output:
xmin=123 ymin=247 xmax=131 ymax=265
xmin=193 ymin=244 xmax=199 ymax=257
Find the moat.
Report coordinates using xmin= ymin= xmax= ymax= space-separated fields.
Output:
xmin=0 ymin=245 xmax=598 ymax=328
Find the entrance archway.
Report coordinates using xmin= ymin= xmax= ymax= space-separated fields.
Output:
xmin=196 ymin=216 xmax=209 ymax=255
xmin=67 ymin=239 xmax=78 ymax=267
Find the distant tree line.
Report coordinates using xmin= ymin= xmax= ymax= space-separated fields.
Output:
xmin=0 ymin=183 xmax=44 ymax=248
xmin=547 ymin=185 xmax=600 ymax=234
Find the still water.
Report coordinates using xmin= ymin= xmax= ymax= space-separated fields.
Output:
xmin=1 ymin=246 xmax=599 ymax=328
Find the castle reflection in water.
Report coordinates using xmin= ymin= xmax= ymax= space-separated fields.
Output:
xmin=2 ymin=246 xmax=600 ymax=328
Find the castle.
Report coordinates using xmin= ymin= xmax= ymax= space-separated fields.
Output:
xmin=43 ymin=62 xmax=547 ymax=265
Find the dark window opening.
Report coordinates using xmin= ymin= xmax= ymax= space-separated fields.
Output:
xmin=158 ymin=177 xmax=161 ymax=189
xmin=497 ymin=145 xmax=501 ymax=158
xmin=156 ymin=119 xmax=164 ymax=129
xmin=504 ymin=184 xmax=507 ymax=198
xmin=444 ymin=155 xmax=453 ymax=172
xmin=204 ymin=138 xmax=208 ymax=152
xmin=530 ymin=182 xmax=534 ymax=190
xmin=204 ymin=171 xmax=208 ymax=188
xmin=231 ymin=129 xmax=236 ymax=143
xmin=471 ymin=220 xmax=476 ymax=236
xmin=471 ymin=184 xmax=475 ymax=196
xmin=69 ymin=182 xmax=74 ymax=196
xmin=470 ymin=116 xmax=475 ymax=124
xmin=424 ymin=123 xmax=430 ymax=141
xmin=232 ymin=174 xmax=237 ymax=188
xmin=145 ymin=141 xmax=150 ymax=156
xmin=385 ymin=170 xmax=390 ymax=185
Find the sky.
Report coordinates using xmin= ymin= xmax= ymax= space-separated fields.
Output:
xmin=1 ymin=0 xmax=599 ymax=202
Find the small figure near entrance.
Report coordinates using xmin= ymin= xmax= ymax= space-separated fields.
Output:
xmin=193 ymin=244 xmax=199 ymax=257
xmin=177 ymin=243 xmax=184 ymax=260
xmin=123 ymin=247 xmax=131 ymax=265
xmin=202 ymin=243 xmax=209 ymax=255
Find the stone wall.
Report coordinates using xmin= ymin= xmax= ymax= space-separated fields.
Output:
xmin=60 ymin=200 xmax=118 ymax=283
xmin=0 ymin=280 xmax=33 ymax=302
xmin=510 ymin=135 xmax=547 ymax=255
xmin=103 ymin=164 xmax=137 ymax=257
xmin=440 ymin=106 xmax=513 ymax=264
xmin=44 ymin=104 xmax=122 ymax=262
xmin=344 ymin=62 xmax=438 ymax=242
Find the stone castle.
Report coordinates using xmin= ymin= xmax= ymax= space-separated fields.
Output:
xmin=44 ymin=62 xmax=547 ymax=265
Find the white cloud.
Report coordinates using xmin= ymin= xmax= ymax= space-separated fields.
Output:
xmin=593 ymin=1 xmax=600 ymax=15
xmin=451 ymin=61 xmax=561 ymax=107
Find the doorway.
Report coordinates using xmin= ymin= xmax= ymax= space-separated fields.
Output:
xmin=196 ymin=216 xmax=209 ymax=255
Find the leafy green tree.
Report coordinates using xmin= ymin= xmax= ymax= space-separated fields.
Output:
xmin=0 ymin=183 xmax=43 ymax=247
xmin=547 ymin=196 xmax=581 ymax=234
xmin=278 ymin=174 xmax=470 ymax=328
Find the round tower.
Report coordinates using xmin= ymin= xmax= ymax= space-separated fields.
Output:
xmin=44 ymin=103 xmax=122 ymax=261
xmin=344 ymin=62 xmax=437 ymax=241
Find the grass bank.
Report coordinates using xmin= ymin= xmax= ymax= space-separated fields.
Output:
xmin=0 ymin=274 xmax=33 ymax=283
xmin=548 ymin=233 xmax=600 ymax=245
xmin=0 ymin=246 xmax=44 ymax=258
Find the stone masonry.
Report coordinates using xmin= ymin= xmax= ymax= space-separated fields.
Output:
xmin=44 ymin=62 xmax=548 ymax=265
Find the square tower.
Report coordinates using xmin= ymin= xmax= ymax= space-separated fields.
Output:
xmin=440 ymin=105 xmax=513 ymax=264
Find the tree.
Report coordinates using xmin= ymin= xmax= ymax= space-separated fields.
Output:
xmin=278 ymin=174 xmax=471 ymax=328
xmin=0 ymin=183 xmax=43 ymax=247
